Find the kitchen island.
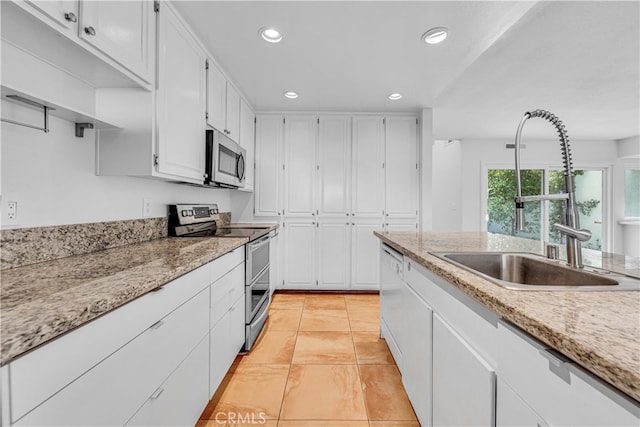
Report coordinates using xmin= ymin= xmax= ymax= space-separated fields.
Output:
xmin=376 ymin=230 xmax=639 ymax=425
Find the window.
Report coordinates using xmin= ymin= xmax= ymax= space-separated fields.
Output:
xmin=487 ymin=167 xmax=604 ymax=250
xmin=624 ymin=168 xmax=640 ymax=218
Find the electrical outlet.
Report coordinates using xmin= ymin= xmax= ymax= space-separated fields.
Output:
xmin=143 ymin=198 xmax=152 ymax=217
xmin=4 ymin=201 xmax=19 ymax=225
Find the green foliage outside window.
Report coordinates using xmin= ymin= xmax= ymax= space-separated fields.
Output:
xmin=487 ymin=169 xmax=601 ymax=249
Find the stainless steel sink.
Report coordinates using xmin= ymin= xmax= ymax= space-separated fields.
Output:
xmin=430 ymin=252 xmax=640 ymax=291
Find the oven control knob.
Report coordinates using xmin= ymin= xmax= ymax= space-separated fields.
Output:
xmin=209 ymin=209 xmax=216 ymax=215
xmin=181 ymin=210 xmax=188 ymax=217
xmin=188 ymin=210 xmax=194 ymax=216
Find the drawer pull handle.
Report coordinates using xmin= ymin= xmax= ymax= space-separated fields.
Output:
xmin=150 ymin=387 xmax=165 ymax=400
xmin=539 ymin=348 xmax=567 ymax=368
xmin=150 ymin=320 xmax=164 ymax=330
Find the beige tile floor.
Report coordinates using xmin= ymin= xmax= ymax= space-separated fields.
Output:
xmin=198 ymin=293 xmax=419 ymax=427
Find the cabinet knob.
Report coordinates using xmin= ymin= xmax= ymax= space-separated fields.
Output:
xmin=84 ymin=26 xmax=96 ymax=36
xmin=203 ymin=173 xmax=209 ymax=179
xmin=64 ymin=12 xmax=77 ymax=22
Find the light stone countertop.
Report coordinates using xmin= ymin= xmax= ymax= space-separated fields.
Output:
xmin=374 ymin=231 xmax=640 ymax=402
xmin=0 ymin=236 xmax=248 ymax=365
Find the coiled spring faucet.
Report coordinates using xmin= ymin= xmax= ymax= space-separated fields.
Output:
xmin=513 ymin=109 xmax=591 ymax=268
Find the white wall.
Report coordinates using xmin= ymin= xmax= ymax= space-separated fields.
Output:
xmin=1 ymin=101 xmax=230 ymax=229
xmin=457 ymin=138 xmax=622 ymax=249
xmin=432 ymin=139 xmax=462 ymax=231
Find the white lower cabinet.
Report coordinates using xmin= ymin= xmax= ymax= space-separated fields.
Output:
xmin=126 ymin=336 xmax=210 ymax=427
xmin=401 ymin=284 xmax=433 ymax=427
xmin=209 ymin=260 xmax=246 ymax=396
xmin=317 ymin=221 xmax=350 ymax=289
xmin=283 ymin=221 xmax=316 ymax=288
xmin=14 ymin=288 xmax=210 ymax=427
xmin=498 ymin=320 xmax=640 ymax=426
xmin=6 ymin=248 xmax=247 ymax=427
xmin=432 ymin=313 xmax=496 ymax=427
xmin=209 ymin=294 xmax=245 ymax=396
xmin=351 ymin=222 xmax=382 ymax=289
xmin=379 ymin=244 xmax=640 ymax=427
xmin=497 ymin=378 xmax=548 ymax=427
xmin=379 ymin=244 xmax=405 ymax=368
xmin=282 ymin=220 xmax=380 ymax=290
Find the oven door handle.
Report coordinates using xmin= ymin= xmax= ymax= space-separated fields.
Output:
xmin=249 ymin=234 xmax=270 ymax=251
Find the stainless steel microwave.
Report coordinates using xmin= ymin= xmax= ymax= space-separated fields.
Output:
xmin=205 ymin=129 xmax=246 ymax=188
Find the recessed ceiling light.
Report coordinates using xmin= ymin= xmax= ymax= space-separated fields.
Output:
xmin=422 ymin=27 xmax=449 ymax=44
xmin=284 ymin=91 xmax=299 ymax=99
xmin=260 ymin=27 xmax=283 ymax=43
xmin=388 ymin=93 xmax=403 ymax=101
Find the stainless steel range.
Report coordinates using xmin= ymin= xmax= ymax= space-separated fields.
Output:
xmin=168 ymin=204 xmax=271 ymax=351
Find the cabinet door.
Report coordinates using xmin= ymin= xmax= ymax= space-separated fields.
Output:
xmin=209 ymin=310 xmax=232 ymax=396
xmin=239 ymin=98 xmax=255 ymax=190
xmin=317 ymin=222 xmax=350 ymax=289
xmin=318 ymin=116 xmax=350 ymax=217
xmin=269 ymin=231 xmax=280 ymax=294
xmin=206 ymin=60 xmax=226 ymax=132
xmin=433 ymin=313 xmax=496 ymax=427
xmin=78 ymin=0 xmax=152 ymax=82
xmin=402 ymin=284 xmax=433 ymax=427
xmin=14 ymin=290 xmax=209 ymax=427
xmin=283 ymin=221 xmax=316 ymax=288
xmin=156 ymin=5 xmax=206 ymax=183
xmin=284 ymin=116 xmax=317 ymax=217
xmin=385 ymin=116 xmax=418 ymax=219
xmin=255 ymin=116 xmax=283 ymax=216
xmin=24 ymin=0 xmax=78 ymax=31
xmin=126 ymin=337 xmax=209 ymax=427
xmin=352 ymin=116 xmax=385 ymax=218
xmin=230 ymin=294 xmax=246 ymax=353
xmin=225 ymin=83 xmax=241 ymax=142
xmin=497 ymin=379 xmax=548 ymax=427
xmin=352 ymin=222 xmax=381 ymax=289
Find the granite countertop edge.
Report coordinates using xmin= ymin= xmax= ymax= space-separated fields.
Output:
xmin=0 ymin=236 xmax=250 ymax=365
xmin=375 ymin=231 xmax=640 ymax=403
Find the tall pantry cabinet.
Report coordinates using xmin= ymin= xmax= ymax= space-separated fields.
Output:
xmin=255 ymin=114 xmax=419 ymax=290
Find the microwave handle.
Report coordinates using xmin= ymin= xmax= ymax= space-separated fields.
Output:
xmin=236 ymin=152 xmax=246 ymax=181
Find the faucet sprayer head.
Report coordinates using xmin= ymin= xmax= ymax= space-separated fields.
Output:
xmin=514 ymin=201 xmax=525 ymax=231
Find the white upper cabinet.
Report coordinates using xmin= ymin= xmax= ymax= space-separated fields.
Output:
xmin=239 ymin=98 xmax=255 ymax=191
xmin=255 ymin=115 xmax=283 ymax=216
xmin=318 ymin=116 xmax=351 ymax=217
xmin=284 ymin=116 xmax=317 ymax=217
xmin=225 ymin=83 xmax=240 ymax=142
xmin=352 ymin=116 xmax=385 ymax=218
xmin=23 ymin=0 xmax=78 ymax=32
xmin=206 ymin=60 xmax=226 ymax=132
xmin=155 ymin=1 xmax=205 ymax=182
xmin=78 ymin=1 xmax=153 ymax=84
xmin=385 ymin=116 xmax=418 ymax=219
xmin=206 ymin=60 xmax=241 ymax=143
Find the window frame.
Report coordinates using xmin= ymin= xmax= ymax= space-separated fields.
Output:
xmin=481 ymin=161 xmax=612 ymax=252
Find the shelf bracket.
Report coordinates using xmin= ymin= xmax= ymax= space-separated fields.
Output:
xmin=75 ymin=122 xmax=94 ymax=138
xmin=1 ymin=94 xmax=54 ymax=133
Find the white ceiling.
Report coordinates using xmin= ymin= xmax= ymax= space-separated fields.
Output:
xmin=173 ymin=1 xmax=640 ymax=141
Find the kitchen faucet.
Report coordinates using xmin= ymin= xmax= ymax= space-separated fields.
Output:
xmin=513 ymin=109 xmax=591 ymax=268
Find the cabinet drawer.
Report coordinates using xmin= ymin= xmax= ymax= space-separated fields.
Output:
xmin=10 ymin=263 xmax=209 ymax=423
xmin=404 ymin=258 xmax=499 ymax=368
xmin=210 ymin=295 xmax=245 ymax=396
xmin=498 ymin=320 xmax=640 ymax=426
xmin=211 ymin=262 xmax=245 ymax=328
xmin=210 ymin=246 xmax=244 ymax=285
xmin=126 ymin=335 xmax=209 ymax=427
xmin=14 ymin=289 xmax=209 ymax=426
